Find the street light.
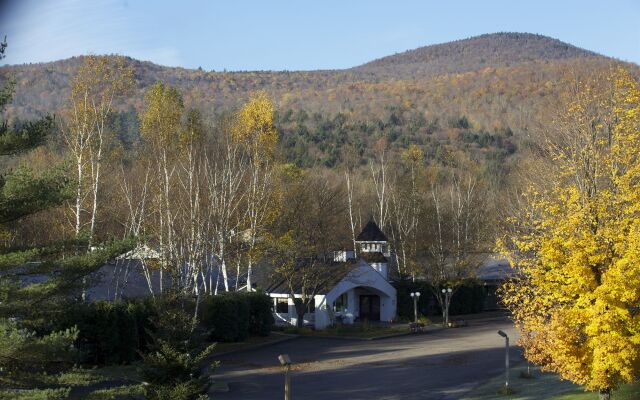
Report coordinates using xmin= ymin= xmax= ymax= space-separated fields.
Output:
xmin=278 ymin=354 xmax=292 ymax=400
xmin=410 ymin=292 xmax=421 ymax=323
xmin=441 ymin=288 xmax=452 ymax=327
xmin=497 ymin=330 xmax=510 ymax=390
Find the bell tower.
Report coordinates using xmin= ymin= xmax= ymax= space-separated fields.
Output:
xmin=355 ymin=219 xmax=390 ymax=280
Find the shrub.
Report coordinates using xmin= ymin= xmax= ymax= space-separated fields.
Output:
xmin=139 ymin=299 xmax=218 ymax=400
xmin=393 ymin=280 xmax=431 ymax=320
xmin=53 ymin=299 xmax=156 ymax=365
xmin=448 ymin=284 xmax=487 ymax=315
xmin=0 ymin=388 xmax=71 ymax=400
xmin=200 ymin=293 xmax=249 ymax=342
xmin=200 ymin=292 xmax=273 ymax=341
xmin=245 ymin=291 xmax=275 ymax=336
xmin=393 ymin=280 xmax=488 ymax=318
xmin=139 ymin=341 xmax=216 ymax=400
xmin=0 ymin=319 xmax=79 ymax=389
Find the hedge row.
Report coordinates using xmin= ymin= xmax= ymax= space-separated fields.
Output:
xmin=53 ymin=299 xmax=157 ymax=365
xmin=394 ymin=280 xmax=488 ymax=320
xmin=200 ymin=291 xmax=274 ymax=342
xmin=52 ymin=291 xmax=274 ymax=365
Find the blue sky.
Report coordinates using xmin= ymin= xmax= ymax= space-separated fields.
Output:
xmin=1 ymin=0 xmax=639 ymax=70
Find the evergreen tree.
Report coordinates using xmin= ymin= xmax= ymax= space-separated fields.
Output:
xmin=0 ymin=38 xmax=134 ymax=397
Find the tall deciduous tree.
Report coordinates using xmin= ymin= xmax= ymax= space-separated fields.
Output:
xmin=342 ymin=144 xmax=361 ymax=257
xmin=62 ymin=55 xmax=134 ymax=245
xmin=205 ymin=114 xmax=246 ymax=293
xmin=389 ymin=144 xmax=424 ymax=279
xmin=499 ymin=68 xmax=640 ymax=400
xmin=369 ymin=138 xmax=391 ymax=230
xmin=268 ymin=168 xmax=347 ymax=327
xmin=232 ymin=91 xmax=278 ymax=291
xmin=140 ymin=81 xmax=184 ymax=293
xmin=421 ymin=153 xmax=487 ymax=322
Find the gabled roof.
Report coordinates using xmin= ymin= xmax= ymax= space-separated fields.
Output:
xmin=356 ymin=220 xmax=388 ymax=242
xmin=264 ymin=259 xmax=357 ymax=294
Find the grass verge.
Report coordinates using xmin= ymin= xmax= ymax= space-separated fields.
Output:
xmin=462 ymin=363 xmax=639 ymax=400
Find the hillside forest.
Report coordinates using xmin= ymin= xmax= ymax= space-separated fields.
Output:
xmin=2 ymin=33 xmax=639 ymax=289
xmin=1 ymin=30 xmax=640 ymax=398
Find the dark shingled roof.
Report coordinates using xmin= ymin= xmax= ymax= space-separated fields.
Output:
xmin=356 ymin=220 xmax=388 ymax=242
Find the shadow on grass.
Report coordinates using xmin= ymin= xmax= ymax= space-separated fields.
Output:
xmin=462 ymin=364 xmax=640 ymax=400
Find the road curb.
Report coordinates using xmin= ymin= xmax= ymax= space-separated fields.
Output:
xmin=211 ymin=333 xmax=300 ymax=358
xmin=293 ymin=325 xmax=448 ymax=341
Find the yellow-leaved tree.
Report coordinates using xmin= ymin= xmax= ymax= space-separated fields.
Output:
xmin=232 ymin=91 xmax=279 ymax=291
xmin=499 ymin=67 xmax=640 ymax=399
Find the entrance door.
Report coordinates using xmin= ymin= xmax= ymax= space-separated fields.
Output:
xmin=359 ymin=295 xmax=380 ymax=321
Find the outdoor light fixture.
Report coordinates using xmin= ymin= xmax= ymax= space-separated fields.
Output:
xmin=410 ymin=292 xmax=421 ymax=323
xmin=278 ymin=354 xmax=292 ymax=366
xmin=278 ymin=354 xmax=292 ymax=400
xmin=497 ymin=331 xmax=510 ymax=389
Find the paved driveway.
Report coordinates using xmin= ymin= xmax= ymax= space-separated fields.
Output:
xmin=213 ymin=317 xmax=520 ymax=400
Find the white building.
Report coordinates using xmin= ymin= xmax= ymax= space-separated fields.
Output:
xmin=266 ymin=220 xmax=397 ymax=329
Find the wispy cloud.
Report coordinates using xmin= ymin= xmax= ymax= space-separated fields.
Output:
xmin=1 ymin=0 xmax=145 ymax=64
xmin=131 ymin=46 xmax=183 ymax=67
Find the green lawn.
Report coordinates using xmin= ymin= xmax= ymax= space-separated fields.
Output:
xmin=550 ymin=383 xmax=640 ymax=400
xmin=463 ymin=363 xmax=639 ymax=400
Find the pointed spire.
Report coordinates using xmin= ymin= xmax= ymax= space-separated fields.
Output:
xmin=356 ymin=219 xmax=388 ymax=242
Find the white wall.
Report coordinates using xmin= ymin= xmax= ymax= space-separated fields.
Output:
xmin=269 ymin=293 xmax=323 ymax=327
xmin=321 ymin=260 xmax=396 ymax=329
xmin=268 ymin=260 xmax=397 ymax=330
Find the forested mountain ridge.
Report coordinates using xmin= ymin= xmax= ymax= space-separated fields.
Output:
xmin=0 ymin=33 xmax=615 ymax=117
xmin=1 ymin=32 xmax=636 ymax=169
xmin=354 ymin=32 xmax=601 ymax=78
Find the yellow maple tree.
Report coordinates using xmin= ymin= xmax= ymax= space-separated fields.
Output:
xmin=499 ymin=68 xmax=640 ymax=399
xmin=232 ymin=91 xmax=278 ymax=159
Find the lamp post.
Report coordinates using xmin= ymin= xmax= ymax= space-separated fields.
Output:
xmin=441 ymin=288 xmax=452 ymax=327
xmin=278 ymin=354 xmax=292 ymax=400
xmin=497 ymin=330 xmax=510 ymax=390
xmin=410 ymin=292 xmax=421 ymax=323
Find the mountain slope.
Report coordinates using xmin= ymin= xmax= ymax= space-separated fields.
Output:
xmin=354 ymin=32 xmax=603 ymax=79
xmin=1 ymin=32 xmax=635 ymax=169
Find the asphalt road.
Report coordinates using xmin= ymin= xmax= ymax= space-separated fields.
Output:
xmin=212 ymin=317 xmax=520 ymax=400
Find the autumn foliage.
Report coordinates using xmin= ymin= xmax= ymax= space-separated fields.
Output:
xmin=499 ymin=68 xmax=640 ymax=396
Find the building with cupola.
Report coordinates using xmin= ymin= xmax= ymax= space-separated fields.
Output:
xmin=265 ymin=220 xmax=397 ymax=329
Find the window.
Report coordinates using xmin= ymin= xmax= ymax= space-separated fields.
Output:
xmin=275 ymin=298 xmax=288 ymax=313
xmin=334 ymin=293 xmax=348 ymax=312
